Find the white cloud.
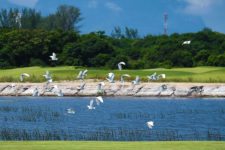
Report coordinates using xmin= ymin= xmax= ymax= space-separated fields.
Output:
xmin=88 ymin=0 xmax=98 ymax=8
xmin=105 ymin=1 xmax=122 ymax=12
xmin=8 ymin=0 xmax=38 ymax=8
xmin=181 ymin=0 xmax=222 ymax=15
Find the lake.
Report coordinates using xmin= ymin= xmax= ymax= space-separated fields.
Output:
xmin=0 ymin=97 xmax=225 ymax=141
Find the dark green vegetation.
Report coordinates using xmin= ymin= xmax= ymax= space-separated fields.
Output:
xmin=0 ymin=142 xmax=224 ymax=150
xmin=0 ymin=6 xmax=225 ymax=69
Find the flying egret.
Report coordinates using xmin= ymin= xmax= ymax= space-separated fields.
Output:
xmin=43 ymin=71 xmax=53 ymax=91
xmin=160 ymin=84 xmax=167 ymax=91
xmin=106 ymin=72 xmax=115 ymax=83
xmin=53 ymin=85 xmax=63 ymax=97
xmin=147 ymin=72 xmax=157 ymax=81
xmin=132 ymin=76 xmax=140 ymax=85
xmin=97 ymin=82 xmax=105 ymax=93
xmin=118 ymin=62 xmax=126 ymax=70
xmin=77 ymin=69 xmax=88 ymax=80
xmin=11 ymin=83 xmax=16 ymax=88
xmin=120 ymin=74 xmax=130 ymax=83
xmin=146 ymin=121 xmax=154 ymax=129
xmin=67 ymin=108 xmax=75 ymax=114
xmin=95 ymin=96 xmax=104 ymax=105
xmin=77 ymin=82 xmax=86 ymax=91
xmin=148 ymin=73 xmax=166 ymax=81
xmin=50 ymin=52 xmax=58 ymax=61
xmin=182 ymin=40 xmax=191 ymax=45
xmin=157 ymin=74 xmax=166 ymax=80
xmin=43 ymin=71 xmax=52 ymax=81
xmin=32 ymin=88 xmax=40 ymax=97
xmin=20 ymin=73 xmax=30 ymax=82
xmin=87 ymin=99 xmax=95 ymax=110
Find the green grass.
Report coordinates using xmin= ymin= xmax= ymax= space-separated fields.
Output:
xmin=0 ymin=141 xmax=224 ymax=150
xmin=0 ymin=66 xmax=225 ymax=83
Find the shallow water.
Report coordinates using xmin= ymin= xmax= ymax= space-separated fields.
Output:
xmin=0 ymin=97 xmax=225 ymax=141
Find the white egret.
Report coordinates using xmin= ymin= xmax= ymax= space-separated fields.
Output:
xmin=53 ymin=85 xmax=63 ymax=97
xmin=32 ymin=87 xmax=40 ymax=97
xmin=148 ymin=73 xmax=166 ymax=81
xmin=157 ymin=74 xmax=166 ymax=80
xmin=20 ymin=73 xmax=30 ymax=82
xmin=50 ymin=52 xmax=58 ymax=61
xmin=146 ymin=121 xmax=154 ymax=129
xmin=67 ymin=108 xmax=75 ymax=114
xmin=118 ymin=62 xmax=126 ymax=70
xmin=87 ymin=99 xmax=95 ymax=110
xmin=43 ymin=70 xmax=52 ymax=82
xmin=11 ymin=83 xmax=16 ymax=88
xmin=106 ymin=72 xmax=115 ymax=83
xmin=43 ymin=71 xmax=53 ymax=91
xmin=132 ymin=76 xmax=140 ymax=85
xmin=95 ymin=96 xmax=104 ymax=105
xmin=182 ymin=40 xmax=191 ymax=45
xmin=160 ymin=84 xmax=167 ymax=91
xmin=120 ymin=74 xmax=130 ymax=83
xmin=147 ymin=72 xmax=157 ymax=81
xmin=77 ymin=82 xmax=86 ymax=90
xmin=77 ymin=69 xmax=88 ymax=80
xmin=97 ymin=82 xmax=105 ymax=94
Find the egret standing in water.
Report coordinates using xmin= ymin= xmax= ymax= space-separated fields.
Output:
xmin=146 ymin=121 xmax=154 ymax=129
xmin=20 ymin=73 xmax=30 ymax=82
xmin=118 ymin=62 xmax=126 ymax=70
xmin=106 ymin=72 xmax=115 ymax=83
xmin=50 ymin=52 xmax=58 ymax=61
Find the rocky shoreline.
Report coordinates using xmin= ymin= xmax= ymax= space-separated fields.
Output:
xmin=0 ymin=82 xmax=225 ymax=97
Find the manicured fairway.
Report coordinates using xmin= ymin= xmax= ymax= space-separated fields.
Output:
xmin=0 ymin=66 xmax=225 ymax=82
xmin=0 ymin=142 xmax=224 ymax=150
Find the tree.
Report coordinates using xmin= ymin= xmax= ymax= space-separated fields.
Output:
xmin=53 ymin=5 xmax=81 ymax=31
xmin=111 ymin=26 xmax=123 ymax=39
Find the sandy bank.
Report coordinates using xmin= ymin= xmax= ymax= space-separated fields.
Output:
xmin=0 ymin=81 xmax=225 ymax=97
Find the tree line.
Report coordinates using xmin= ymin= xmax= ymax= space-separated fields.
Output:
xmin=0 ymin=5 xmax=225 ymax=69
xmin=0 ymin=5 xmax=81 ymax=31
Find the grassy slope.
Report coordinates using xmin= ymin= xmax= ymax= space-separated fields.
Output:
xmin=0 ymin=141 xmax=224 ymax=150
xmin=0 ymin=66 xmax=225 ymax=82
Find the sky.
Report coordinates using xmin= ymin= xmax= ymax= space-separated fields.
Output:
xmin=1 ymin=0 xmax=225 ymax=35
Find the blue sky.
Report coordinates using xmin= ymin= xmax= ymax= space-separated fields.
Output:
xmin=1 ymin=0 xmax=225 ymax=35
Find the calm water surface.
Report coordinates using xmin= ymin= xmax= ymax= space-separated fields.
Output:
xmin=0 ymin=97 xmax=225 ymax=141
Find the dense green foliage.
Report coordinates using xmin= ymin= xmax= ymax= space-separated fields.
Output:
xmin=0 ymin=5 xmax=225 ymax=69
xmin=0 ymin=27 xmax=225 ymax=69
xmin=0 ymin=141 xmax=224 ymax=150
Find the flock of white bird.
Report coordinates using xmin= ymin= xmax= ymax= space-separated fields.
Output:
xmin=11 ymin=40 xmax=193 ymax=130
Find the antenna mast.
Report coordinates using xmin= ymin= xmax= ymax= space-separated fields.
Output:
xmin=164 ymin=12 xmax=168 ymax=35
